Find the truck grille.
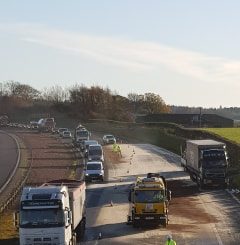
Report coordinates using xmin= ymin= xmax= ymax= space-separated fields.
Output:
xmin=142 ymin=209 xmax=157 ymax=213
xmin=25 ymin=237 xmax=59 ymax=245
xmin=205 ymin=172 xmax=225 ymax=178
xmin=89 ymin=174 xmax=100 ymax=178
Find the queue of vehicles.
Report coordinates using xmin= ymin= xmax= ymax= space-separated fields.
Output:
xmin=10 ymin=120 xmax=231 ymax=243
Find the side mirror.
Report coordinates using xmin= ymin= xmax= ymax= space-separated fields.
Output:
xmin=13 ymin=211 xmax=19 ymax=229
xmin=128 ymin=190 xmax=132 ymax=202
xmin=65 ymin=211 xmax=72 ymax=227
xmin=167 ymin=190 xmax=172 ymax=201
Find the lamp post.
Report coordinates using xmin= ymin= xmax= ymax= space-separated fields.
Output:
xmin=199 ymin=107 xmax=202 ymax=128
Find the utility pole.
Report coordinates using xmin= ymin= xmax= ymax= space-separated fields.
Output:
xmin=199 ymin=107 xmax=202 ymax=128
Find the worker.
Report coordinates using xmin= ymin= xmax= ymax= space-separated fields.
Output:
xmin=165 ymin=234 xmax=176 ymax=245
xmin=117 ymin=145 xmax=122 ymax=157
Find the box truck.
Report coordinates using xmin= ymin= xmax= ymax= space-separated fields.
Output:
xmin=181 ymin=139 xmax=229 ymax=188
xmin=16 ymin=179 xmax=86 ymax=245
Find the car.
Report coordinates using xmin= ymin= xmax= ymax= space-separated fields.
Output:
xmin=58 ymin=128 xmax=69 ymax=136
xmin=62 ymin=131 xmax=72 ymax=138
xmin=84 ymin=161 xmax=104 ymax=182
xmin=103 ymin=134 xmax=116 ymax=145
xmin=88 ymin=144 xmax=104 ymax=162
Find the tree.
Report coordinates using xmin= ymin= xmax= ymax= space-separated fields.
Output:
xmin=143 ymin=93 xmax=170 ymax=114
xmin=128 ymin=93 xmax=144 ymax=114
xmin=41 ymin=85 xmax=69 ymax=103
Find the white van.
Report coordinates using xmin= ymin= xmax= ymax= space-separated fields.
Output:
xmin=87 ymin=144 xmax=104 ymax=162
xmin=84 ymin=161 xmax=104 ymax=182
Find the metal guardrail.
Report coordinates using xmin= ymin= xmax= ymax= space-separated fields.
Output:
xmin=0 ymin=149 xmax=33 ymax=214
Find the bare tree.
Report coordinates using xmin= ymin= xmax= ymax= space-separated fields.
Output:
xmin=41 ymin=85 xmax=69 ymax=102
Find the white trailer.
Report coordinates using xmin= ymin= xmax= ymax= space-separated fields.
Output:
xmin=182 ymin=139 xmax=229 ymax=188
xmin=17 ymin=179 xmax=86 ymax=245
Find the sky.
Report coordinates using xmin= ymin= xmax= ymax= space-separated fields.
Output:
xmin=0 ymin=0 xmax=240 ymax=107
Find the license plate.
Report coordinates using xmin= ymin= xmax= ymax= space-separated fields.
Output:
xmin=145 ymin=217 xmax=154 ymax=220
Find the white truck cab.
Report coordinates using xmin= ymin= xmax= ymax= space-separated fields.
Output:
xmin=18 ymin=180 xmax=86 ymax=245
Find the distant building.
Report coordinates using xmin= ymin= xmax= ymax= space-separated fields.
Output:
xmin=136 ymin=113 xmax=234 ymax=128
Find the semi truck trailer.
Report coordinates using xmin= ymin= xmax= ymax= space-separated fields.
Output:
xmin=181 ymin=139 xmax=229 ymax=188
xmin=17 ymin=179 xmax=86 ymax=245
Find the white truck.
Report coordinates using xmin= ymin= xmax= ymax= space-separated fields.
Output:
xmin=181 ymin=139 xmax=229 ymax=188
xmin=74 ymin=129 xmax=90 ymax=149
xmin=17 ymin=179 xmax=86 ymax=245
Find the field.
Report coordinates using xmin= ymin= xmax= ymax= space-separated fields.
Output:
xmin=203 ymin=128 xmax=240 ymax=144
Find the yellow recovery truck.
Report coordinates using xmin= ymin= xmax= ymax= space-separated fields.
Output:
xmin=127 ymin=173 xmax=171 ymax=227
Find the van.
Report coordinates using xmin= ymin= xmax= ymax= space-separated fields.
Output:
xmin=88 ymin=144 xmax=104 ymax=162
xmin=84 ymin=161 xmax=104 ymax=182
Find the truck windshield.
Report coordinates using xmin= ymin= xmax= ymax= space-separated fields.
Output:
xmin=134 ymin=190 xmax=164 ymax=203
xmin=20 ymin=209 xmax=64 ymax=228
xmin=77 ymin=131 xmax=88 ymax=137
xmin=89 ymin=149 xmax=102 ymax=156
xmin=87 ymin=164 xmax=102 ymax=170
xmin=202 ymin=150 xmax=227 ymax=168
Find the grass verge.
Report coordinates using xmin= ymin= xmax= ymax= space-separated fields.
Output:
xmin=202 ymin=128 xmax=240 ymax=144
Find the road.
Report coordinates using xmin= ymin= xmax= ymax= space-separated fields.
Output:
xmin=0 ymin=131 xmax=19 ymax=190
xmin=82 ymin=143 xmax=240 ymax=245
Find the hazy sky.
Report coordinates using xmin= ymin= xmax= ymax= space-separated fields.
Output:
xmin=1 ymin=1 xmax=240 ymax=107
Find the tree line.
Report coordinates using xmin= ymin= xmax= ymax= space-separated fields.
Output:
xmin=0 ymin=81 xmax=170 ymax=121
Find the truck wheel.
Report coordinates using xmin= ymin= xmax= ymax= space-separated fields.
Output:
xmin=162 ymin=219 xmax=167 ymax=228
xmin=132 ymin=220 xmax=139 ymax=228
xmin=76 ymin=217 xmax=86 ymax=241
xmin=197 ymin=178 xmax=204 ymax=191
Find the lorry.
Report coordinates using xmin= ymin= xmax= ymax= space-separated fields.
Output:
xmin=127 ymin=173 xmax=171 ymax=227
xmin=16 ymin=179 xmax=86 ymax=245
xmin=38 ymin=118 xmax=56 ymax=132
xmin=181 ymin=139 xmax=229 ymax=188
xmin=74 ymin=128 xmax=90 ymax=148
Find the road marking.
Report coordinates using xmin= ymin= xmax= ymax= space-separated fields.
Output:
xmin=198 ymin=193 xmax=224 ymax=245
xmin=0 ymin=130 xmax=21 ymax=194
xmin=226 ymin=189 xmax=240 ymax=205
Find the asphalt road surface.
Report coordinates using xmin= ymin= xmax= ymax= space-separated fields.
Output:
xmin=82 ymin=143 xmax=240 ymax=245
xmin=0 ymin=131 xmax=19 ymax=190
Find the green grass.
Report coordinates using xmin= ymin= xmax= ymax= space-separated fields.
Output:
xmin=203 ymin=128 xmax=240 ymax=144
